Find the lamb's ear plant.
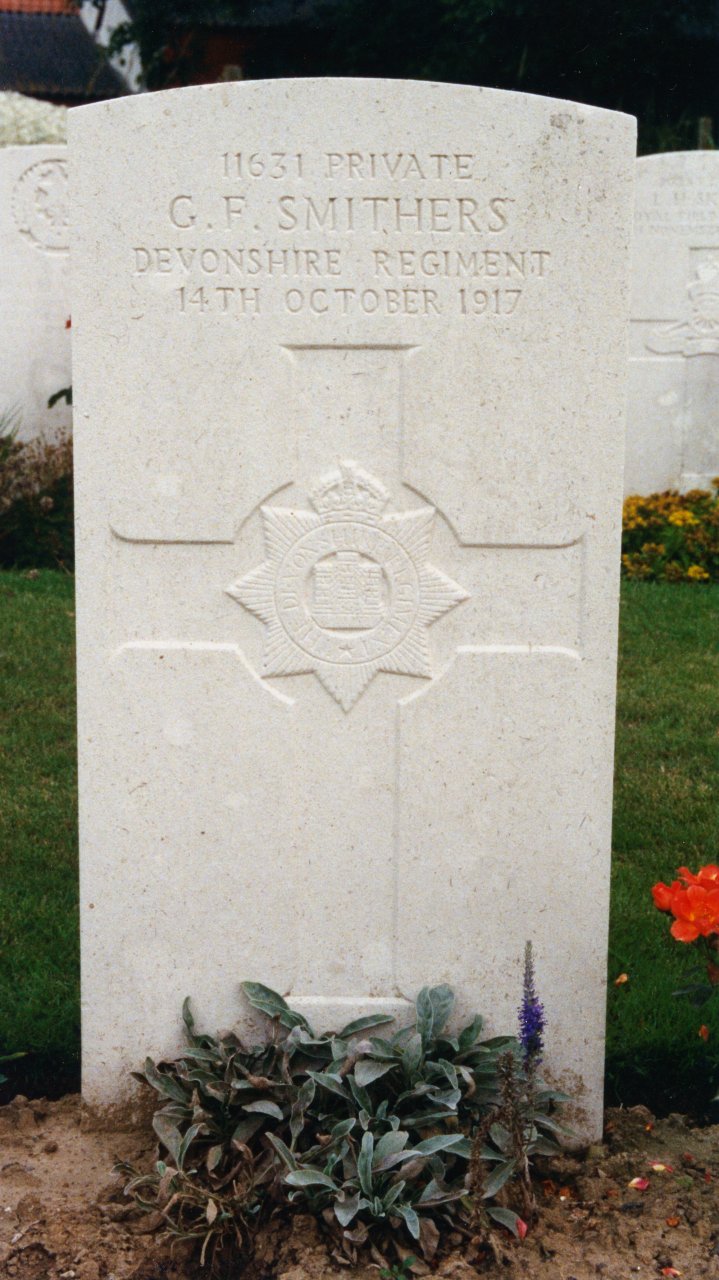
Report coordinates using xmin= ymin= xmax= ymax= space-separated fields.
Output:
xmin=120 ymin=969 xmax=569 ymax=1270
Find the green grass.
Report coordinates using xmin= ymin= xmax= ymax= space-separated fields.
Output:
xmin=0 ymin=570 xmax=78 ymax=1098
xmin=607 ymin=582 xmax=719 ymax=1114
xmin=0 ymin=571 xmax=717 ymax=1112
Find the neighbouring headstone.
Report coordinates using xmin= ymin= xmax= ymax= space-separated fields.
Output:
xmin=70 ymin=80 xmax=635 ymax=1139
xmin=0 ymin=144 xmax=71 ymax=441
xmin=626 ymin=152 xmax=719 ymax=495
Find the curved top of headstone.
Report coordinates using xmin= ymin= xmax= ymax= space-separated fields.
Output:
xmin=0 ymin=91 xmax=67 ymax=146
xmin=71 ymin=75 xmax=633 ymax=126
xmin=635 ymin=149 xmax=719 ymax=236
xmin=637 ymin=149 xmax=719 ymax=165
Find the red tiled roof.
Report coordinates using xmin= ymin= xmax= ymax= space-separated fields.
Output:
xmin=0 ymin=1 xmax=78 ymax=12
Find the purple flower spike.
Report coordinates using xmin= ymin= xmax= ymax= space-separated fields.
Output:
xmin=519 ymin=941 xmax=545 ymax=1067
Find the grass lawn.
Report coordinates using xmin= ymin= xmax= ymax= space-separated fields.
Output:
xmin=0 ymin=570 xmax=78 ymax=1100
xmin=0 ymin=570 xmax=717 ymax=1113
xmin=607 ymin=581 xmax=719 ymax=1114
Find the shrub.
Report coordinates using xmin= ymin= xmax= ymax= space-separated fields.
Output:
xmin=0 ymin=428 xmax=73 ymax=570
xmin=622 ymin=484 xmax=719 ymax=583
xmin=119 ymin=979 xmax=570 ymax=1272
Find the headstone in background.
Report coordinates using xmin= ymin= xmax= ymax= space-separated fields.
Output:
xmin=627 ymin=152 xmax=719 ymax=495
xmin=0 ymin=143 xmax=71 ymax=441
xmin=70 ymin=80 xmax=635 ymax=1140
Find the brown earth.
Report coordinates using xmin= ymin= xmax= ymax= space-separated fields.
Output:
xmin=0 ymin=1096 xmax=717 ymax=1280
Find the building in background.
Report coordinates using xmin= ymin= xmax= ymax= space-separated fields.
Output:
xmin=0 ymin=0 xmax=129 ymax=105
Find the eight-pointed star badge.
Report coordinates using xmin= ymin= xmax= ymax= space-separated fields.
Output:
xmin=226 ymin=461 xmax=469 ymax=710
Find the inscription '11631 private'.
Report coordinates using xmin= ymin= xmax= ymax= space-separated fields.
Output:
xmin=131 ymin=148 xmax=552 ymax=318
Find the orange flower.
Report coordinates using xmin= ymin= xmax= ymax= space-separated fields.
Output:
xmin=653 ymin=880 xmax=682 ymax=912
xmin=699 ymin=1025 xmax=710 ymax=1041
xmin=652 ymin=868 xmax=719 ymax=942
xmin=669 ymin=885 xmax=719 ymax=942
xmin=677 ymin=865 xmax=719 ymax=889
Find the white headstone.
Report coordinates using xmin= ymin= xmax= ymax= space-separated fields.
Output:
xmin=70 ymin=80 xmax=635 ymax=1140
xmin=627 ymin=152 xmax=719 ymax=495
xmin=0 ymin=145 xmax=71 ymax=441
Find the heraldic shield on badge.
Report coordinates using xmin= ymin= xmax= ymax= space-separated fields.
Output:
xmin=226 ymin=461 xmax=470 ymax=711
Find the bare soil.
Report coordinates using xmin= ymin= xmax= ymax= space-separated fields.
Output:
xmin=0 ymin=1096 xmax=717 ymax=1280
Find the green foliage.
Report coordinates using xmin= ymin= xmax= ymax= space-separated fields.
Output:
xmin=380 ymin=1256 xmax=417 ymax=1279
xmin=83 ymin=0 xmax=718 ymax=149
xmin=0 ymin=429 xmax=74 ymax=570
xmin=120 ymin=983 xmax=567 ymax=1267
xmin=622 ymin=485 xmax=719 ymax=583
xmin=0 ymin=570 xmax=79 ymax=1101
xmin=608 ymin=582 xmax=719 ymax=1115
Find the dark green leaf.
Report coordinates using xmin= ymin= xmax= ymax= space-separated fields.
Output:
xmin=338 ymin=1013 xmax=396 ymax=1038
xmin=266 ymin=1133 xmax=298 ymax=1170
xmin=402 ymin=1033 xmax=423 ymax=1077
xmin=482 ymin=1158 xmax=517 ymax=1199
xmin=231 ymin=1115 xmax=264 ymax=1145
xmin=177 ymin=1122 xmax=203 ymax=1171
xmin=487 ymin=1205 xmax=523 ymax=1236
xmin=414 ymin=1135 xmax=469 ymax=1157
xmin=241 ymin=982 xmax=310 ymax=1030
xmin=457 ymin=1015 xmax=484 ymax=1051
xmin=307 ymin=1071 xmax=351 ymax=1100
xmin=242 ymin=1099 xmax=283 ymax=1120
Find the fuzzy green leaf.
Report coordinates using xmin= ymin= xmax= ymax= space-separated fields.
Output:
xmin=241 ymin=982 xmax=311 ymax=1031
xmin=457 ymin=1015 xmax=484 ymax=1051
xmin=338 ymin=1014 xmax=396 ymax=1038
xmin=414 ymin=1134 xmax=469 ymax=1157
xmin=482 ymin=1157 xmax=517 ymax=1199
xmin=152 ymin=1113 xmax=183 ymax=1164
xmin=266 ymin=1133 xmax=298 ymax=1170
xmin=415 ymin=985 xmax=454 ymax=1047
xmin=354 ymin=1060 xmax=394 ymax=1088
xmin=143 ymin=1060 xmax=191 ymax=1104
xmin=402 ymin=1033 xmax=424 ymax=1077
xmin=357 ymin=1131 xmax=374 ymax=1196
xmin=487 ymin=1205 xmax=523 ymax=1236
xmin=242 ymin=1099 xmax=283 ymax=1120
xmin=177 ymin=1122 xmax=203 ymax=1171
xmin=334 ymin=1189 xmax=363 ymax=1226
xmin=307 ymin=1071 xmax=351 ymax=1100
xmin=373 ymin=1130 xmax=410 ymax=1166
xmin=368 ymin=1037 xmax=400 ymax=1061
xmin=395 ymin=1203 xmax=421 ymax=1239
xmin=285 ymin=1168 xmax=337 ymax=1190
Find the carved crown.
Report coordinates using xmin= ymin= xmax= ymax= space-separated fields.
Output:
xmin=688 ymin=259 xmax=719 ymax=308
xmin=310 ymin=461 xmax=390 ymax=524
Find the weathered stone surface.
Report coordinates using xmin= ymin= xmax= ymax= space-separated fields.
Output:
xmin=70 ymin=80 xmax=635 ymax=1139
xmin=0 ymin=145 xmax=72 ymax=441
xmin=627 ymin=151 xmax=719 ymax=495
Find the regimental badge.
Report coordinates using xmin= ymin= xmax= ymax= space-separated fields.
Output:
xmin=13 ymin=159 xmax=69 ymax=252
xmin=226 ymin=461 xmax=469 ymax=710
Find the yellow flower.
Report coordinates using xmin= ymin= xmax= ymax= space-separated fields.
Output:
xmin=668 ymin=510 xmax=700 ymax=527
xmin=686 ymin=565 xmax=710 ymax=581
